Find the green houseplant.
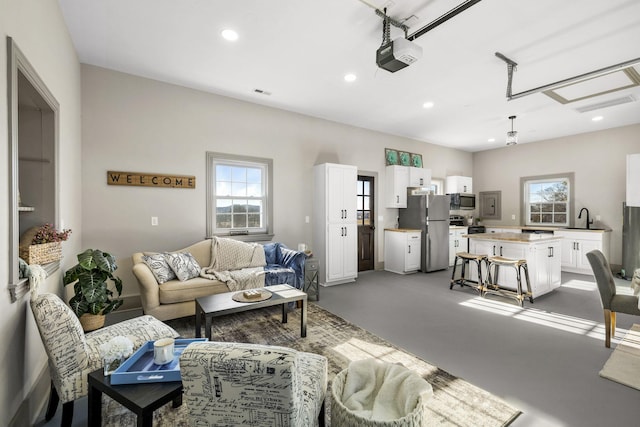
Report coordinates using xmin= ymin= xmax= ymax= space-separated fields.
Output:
xmin=63 ymin=249 xmax=124 ymax=331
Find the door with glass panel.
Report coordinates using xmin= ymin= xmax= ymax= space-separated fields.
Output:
xmin=357 ymin=175 xmax=375 ymax=271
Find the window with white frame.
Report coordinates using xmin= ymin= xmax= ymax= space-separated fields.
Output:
xmin=206 ymin=152 xmax=272 ymax=237
xmin=523 ymin=176 xmax=570 ymax=226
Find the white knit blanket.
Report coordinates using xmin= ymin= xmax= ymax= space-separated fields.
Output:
xmin=200 ymin=237 xmax=266 ymax=291
xmin=340 ymin=359 xmax=433 ymax=421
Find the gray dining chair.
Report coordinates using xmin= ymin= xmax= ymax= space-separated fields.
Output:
xmin=586 ymin=250 xmax=640 ymax=347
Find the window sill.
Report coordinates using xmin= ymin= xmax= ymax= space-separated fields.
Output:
xmin=8 ymin=261 xmax=60 ymax=302
xmin=208 ymin=234 xmax=274 ymax=243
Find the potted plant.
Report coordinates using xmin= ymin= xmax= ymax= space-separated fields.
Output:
xmin=63 ymin=248 xmax=124 ymax=331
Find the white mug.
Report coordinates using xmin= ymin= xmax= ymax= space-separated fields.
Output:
xmin=153 ymin=338 xmax=175 ymax=365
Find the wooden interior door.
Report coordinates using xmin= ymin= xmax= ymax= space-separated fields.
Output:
xmin=357 ymin=175 xmax=375 ymax=271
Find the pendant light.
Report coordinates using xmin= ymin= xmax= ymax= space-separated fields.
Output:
xmin=506 ymin=115 xmax=518 ymax=145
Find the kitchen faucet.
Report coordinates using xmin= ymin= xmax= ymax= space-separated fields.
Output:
xmin=578 ymin=207 xmax=593 ymax=229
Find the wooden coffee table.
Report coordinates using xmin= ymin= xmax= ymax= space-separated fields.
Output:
xmin=195 ymin=284 xmax=307 ymax=340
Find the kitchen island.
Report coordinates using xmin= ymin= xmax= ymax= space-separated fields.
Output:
xmin=464 ymin=232 xmax=563 ymax=299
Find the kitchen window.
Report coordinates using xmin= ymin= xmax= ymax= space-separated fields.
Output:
xmin=206 ymin=152 xmax=273 ymax=239
xmin=522 ymin=174 xmax=573 ymax=226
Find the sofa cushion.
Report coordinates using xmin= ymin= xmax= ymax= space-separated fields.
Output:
xmin=165 ymin=252 xmax=201 ymax=281
xmin=142 ymin=253 xmax=176 ymax=284
xmin=159 ymin=277 xmax=230 ymax=304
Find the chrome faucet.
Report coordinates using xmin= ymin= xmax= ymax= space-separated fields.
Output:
xmin=578 ymin=207 xmax=593 ymax=229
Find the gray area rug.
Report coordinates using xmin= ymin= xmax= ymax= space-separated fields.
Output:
xmin=103 ymin=303 xmax=521 ymax=426
xmin=599 ymin=323 xmax=640 ymax=390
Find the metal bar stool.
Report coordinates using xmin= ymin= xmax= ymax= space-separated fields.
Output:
xmin=484 ymin=256 xmax=533 ymax=307
xmin=450 ymin=252 xmax=489 ymax=293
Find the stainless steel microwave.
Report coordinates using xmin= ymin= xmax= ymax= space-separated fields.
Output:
xmin=448 ymin=193 xmax=475 ymax=210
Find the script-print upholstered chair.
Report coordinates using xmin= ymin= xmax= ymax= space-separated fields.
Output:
xmin=179 ymin=341 xmax=328 ymax=427
xmin=30 ymin=293 xmax=180 ymax=427
xmin=586 ymin=250 xmax=640 ymax=348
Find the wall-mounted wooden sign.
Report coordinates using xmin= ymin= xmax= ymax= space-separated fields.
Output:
xmin=107 ymin=171 xmax=196 ymax=189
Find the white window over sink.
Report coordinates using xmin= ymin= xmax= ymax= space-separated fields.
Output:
xmin=206 ymin=152 xmax=273 ymax=239
xmin=522 ymin=175 xmax=572 ymax=227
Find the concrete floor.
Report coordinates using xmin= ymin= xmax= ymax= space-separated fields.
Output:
xmin=38 ymin=269 xmax=640 ymax=426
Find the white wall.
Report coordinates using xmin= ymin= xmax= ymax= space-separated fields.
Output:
xmin=80 ymin=64 xmax=474 ymax=300
xmin=473 ymin=124 xmax=640 ymax=265
xmin=1 ymin=0 xmax=82 ymax=424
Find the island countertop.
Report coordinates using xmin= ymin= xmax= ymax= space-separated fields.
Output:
xmin=464 ymin=232 xmax=563 ymax=243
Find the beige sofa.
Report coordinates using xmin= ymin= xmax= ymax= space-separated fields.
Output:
xmin=133 ymin=240 xmax=229 ymax=321
xmin=133 ymin=239 xmax=307 ymax=321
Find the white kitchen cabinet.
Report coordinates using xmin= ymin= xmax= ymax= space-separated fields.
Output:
xmin=449 ymin=227 xmax=468 ymax=266
xmin=446 ymin=176 xmax=473 ymax=194
xmin=409 ymin=167 xmax=431 ymax=188
xmin=468 ymin=237 xmax=562 ymax=298
xmin=385 ymin=165 xmax=409 ymax=208
xmin=384 ymin=229 xmax=421 ymax=274
xmin=627 ymin=153 xmax=640 ymax=207
xmin=313 ymin=163 xmax=358 ymax=286
xmin=554 ymin=230 xmax=611 ymax=274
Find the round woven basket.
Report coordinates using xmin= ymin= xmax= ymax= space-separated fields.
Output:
xmin=80 ymin=313 xmax=106 ymax=332
xmin=331 ymin=367 xmax=426 ymax=427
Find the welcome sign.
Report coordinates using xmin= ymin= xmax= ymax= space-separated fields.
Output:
xmin=107 ymin=171 xmax=196 ymax=189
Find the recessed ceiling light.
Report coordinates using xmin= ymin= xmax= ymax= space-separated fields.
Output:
xmin=422 ymin=101 xmax=434 ymax=109
xmin=221 ymin=29 xmax=239 ymax=41
xmin=592 ymin=115 xmax=604 ymax=122
xmin=488 ymin=138 xmax=495 ymax=142
xmin=344 ymin=73 xmax=357 ymax=82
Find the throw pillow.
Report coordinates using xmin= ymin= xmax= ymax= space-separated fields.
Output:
xmin=263 ymin=242 xmax=279 ymax=265
xmin=166 ymin=252 xmax=201 ymax=282
xmin=142 ymin=253 xmax=176 ymax=284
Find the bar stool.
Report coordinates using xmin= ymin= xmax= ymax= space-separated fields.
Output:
xmin=484 ymin=256 xmax=533 ymax=307
xmin=450 ymin=252 xmax=489 ymax=294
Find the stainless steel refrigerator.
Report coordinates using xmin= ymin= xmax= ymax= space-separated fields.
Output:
xmin=622 ymin=203 xmax=640 ymax=279
xmin=399 ymin=193 xmax=451 ymax=272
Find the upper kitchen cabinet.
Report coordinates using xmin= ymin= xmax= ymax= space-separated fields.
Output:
xmin=386 ymin=165 xmax=432 ymax=208
xmin=386 ymin=165 xmax=409 ymax=208
xmin=627 ymin=153 xmax=640 ymax=206
xmin=446 ymin=176 xmax=473 ymax=193
xmin=409 ymin=167 xmax=431 ymax=188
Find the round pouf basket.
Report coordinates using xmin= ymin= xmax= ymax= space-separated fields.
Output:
xmin=331 ymin=367 xmax=426 ymax=427
xmin=80 ymin=313 xmax=106 ymax=332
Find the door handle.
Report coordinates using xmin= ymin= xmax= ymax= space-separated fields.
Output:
xmin=499 ymin=246 xmax=503 ymax=256
xmin=492 ymin=245 xmax=496 ymax=256
xmin=396 ymin=195 xmax=399 ymax=203
xmin=408 ymin=246 xmax=411 ymax=254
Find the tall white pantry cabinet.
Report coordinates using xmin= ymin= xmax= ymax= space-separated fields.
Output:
xmin=313 ymin=163 xmax=358 ymax=286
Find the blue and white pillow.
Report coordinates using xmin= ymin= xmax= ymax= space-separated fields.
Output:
xmin=165 ymin=252 xmax=201 ymax=282
xmin=142 ymin=253 xmax=176 ymax=284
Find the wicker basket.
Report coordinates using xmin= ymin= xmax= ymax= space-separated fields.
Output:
xmin=19 ymin=241 xmax=62 ymax=265
xmin=331 ymin=366 xmax=427 ymax=427
xmin=79 ymin=313 xmax=106 ymax=332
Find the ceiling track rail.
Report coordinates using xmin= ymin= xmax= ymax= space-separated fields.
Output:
xmin=496 ymin=52 xmax=640 ymax=101
xmin=407 ymin=0 xmax=483 ymax=41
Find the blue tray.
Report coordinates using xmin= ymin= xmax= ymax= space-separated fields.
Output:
xmin=110 ymin=338 xmax=207 ymax=385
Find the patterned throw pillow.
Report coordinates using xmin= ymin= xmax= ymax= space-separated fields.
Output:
xmin=142 ymin=253 xmax=176 ymax=284
xmin=165 ymin=252 xmax=201 ymax=282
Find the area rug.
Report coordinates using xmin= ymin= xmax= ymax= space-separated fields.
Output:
xmin=599 ymin=323 xmax=640 ymax=390
xmin=103 ymin=303 xmax=521 ymax=426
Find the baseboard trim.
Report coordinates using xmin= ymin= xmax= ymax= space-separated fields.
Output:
xmin=9 ymin=364 xmax=49 ymax=427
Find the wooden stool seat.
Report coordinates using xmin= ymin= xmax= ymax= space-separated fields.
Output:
xmin=487 ymin=256 xmax=527 ymax=266
xmin=456 ymin=252 xmax=487 ymax=261
xmin=484 ymin=256 xmax=533 ymax=307
xmin=450 ymin=252 xmax=489 ymax=293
